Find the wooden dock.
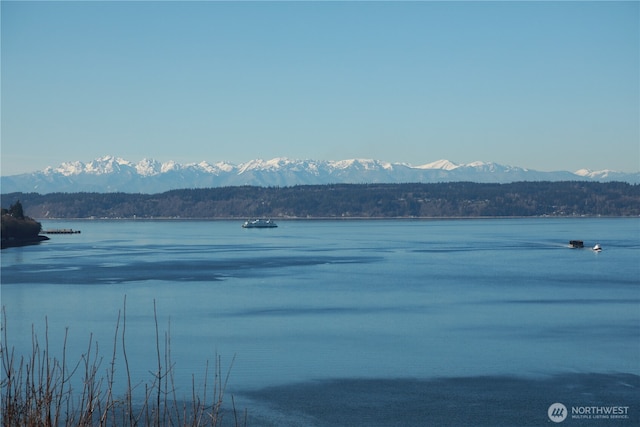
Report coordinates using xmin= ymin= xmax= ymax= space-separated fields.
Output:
xmin=41 ymin=229 xmax=81 ymax=234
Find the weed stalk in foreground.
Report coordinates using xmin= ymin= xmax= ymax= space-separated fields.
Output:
xmin=0 ymin=297 xmax=244 ymax=426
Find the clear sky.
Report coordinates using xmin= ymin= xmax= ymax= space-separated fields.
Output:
xmin=1 ymin=1 xmax=638 ymax=176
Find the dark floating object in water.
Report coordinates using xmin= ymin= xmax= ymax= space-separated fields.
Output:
xmin=569 ymin=240 xmax=584 ymax=248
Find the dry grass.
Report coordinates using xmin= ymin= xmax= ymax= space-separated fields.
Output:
xmin=1 ymin=297 xmax=245 ymax=426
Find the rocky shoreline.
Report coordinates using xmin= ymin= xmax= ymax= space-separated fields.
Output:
xmin=1 ymin=235 xmax=49 ymax=249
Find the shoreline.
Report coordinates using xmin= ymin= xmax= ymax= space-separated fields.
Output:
xmin=1 ymin=235 xmax=49 ymax=249
xmin=31 ymin=215 xmax=637 ymax=221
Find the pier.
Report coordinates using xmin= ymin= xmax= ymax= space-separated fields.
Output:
xmin=41 ymin=229 xmax=81 ymax=234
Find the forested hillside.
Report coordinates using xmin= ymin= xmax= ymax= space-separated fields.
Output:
xmin=2 ymin=182 xmax=638 ymax=219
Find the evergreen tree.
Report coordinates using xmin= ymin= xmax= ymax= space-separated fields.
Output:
xmin=8 ymin=200 xmax=25 ymax=219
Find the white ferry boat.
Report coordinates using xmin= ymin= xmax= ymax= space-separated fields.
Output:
xmin=242 ymin=219 xmax=278 ymax=228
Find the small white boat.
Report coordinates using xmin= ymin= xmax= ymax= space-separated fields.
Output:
xmin=242 ymin=219 xmax=278 ymax=228
xmin=593 ymin=244 xmax=602 ymax=252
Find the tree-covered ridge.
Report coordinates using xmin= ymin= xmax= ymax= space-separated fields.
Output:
xmin=2 ymin=182 xmax=638 ymax=219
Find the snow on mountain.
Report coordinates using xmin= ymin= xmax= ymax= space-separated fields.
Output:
xmin=238 ymin=158 xmax=294 ymax=173
xmin=86 ymin=156 xmax=132 ymax=174
xmin=158 ymin=160 xmax=179 ymax=173
xmin=575 ymin=168 xmax=619 ymax=180
xmin=1 ymin=156 xmax=638 ymax=194
xmin=576 ymin=168 xmax=638 ymax=182
xmin=51 ymin=161 xmax=85 ymax=176
xmin=417 ymin=159 xmax=460 ymax=170
xmin=575 ymin=168 xmax=592 ymax=177
xmin=329 ymin=159 xmax=394 ymax=171
xmin=135 ymin=158 xmax=162 ymax=176
xmin=192 ymin=161 xmax=228 ymax=174
xmin=53 ymin=155 xmax=136 ymax=176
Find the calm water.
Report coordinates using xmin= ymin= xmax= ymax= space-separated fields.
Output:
xmin=2 ymin=218 xmax=639 ymax=425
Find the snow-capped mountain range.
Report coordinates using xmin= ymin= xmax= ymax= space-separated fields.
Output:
xmin=2 ymin=156 xmax=638 ymax=194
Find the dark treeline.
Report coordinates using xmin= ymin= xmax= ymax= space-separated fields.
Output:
xmin=2 ymin=182 xmax=638 ymax=219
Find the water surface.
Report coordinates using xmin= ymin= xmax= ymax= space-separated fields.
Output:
xmin=2 ymin=218 xmax=638 ymax=425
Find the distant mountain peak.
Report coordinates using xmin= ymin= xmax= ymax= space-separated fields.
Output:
xmin=331 ymin=158 xmax=394 ymax=170
xmin=135 ymin=158 xmax=162 ymax=176
xmin=418 ymin=159 xmax=460 ymax=170
xmin=2 ymin=155 xmax=638 ymax=194
xmin=574 ymin=168 xmax=618 ymax=179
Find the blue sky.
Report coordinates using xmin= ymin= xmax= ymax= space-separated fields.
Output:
xmin=1 ymin=1 xmax=638 ymax=176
